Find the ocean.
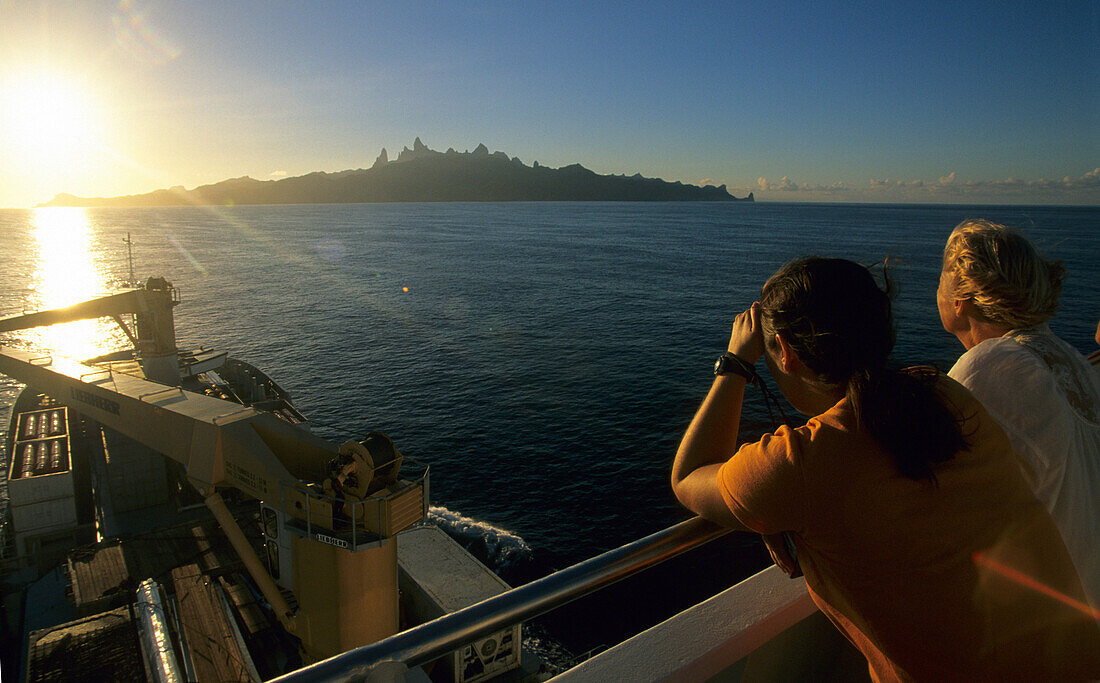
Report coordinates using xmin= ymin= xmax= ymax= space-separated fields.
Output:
xmin=1 ymin=201 xmax=1097 ymax=655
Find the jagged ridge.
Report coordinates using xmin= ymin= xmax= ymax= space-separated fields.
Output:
xmin=40 ymin=138 xmax=753 ymax=207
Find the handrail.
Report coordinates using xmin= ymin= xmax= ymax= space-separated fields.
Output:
xmin=270 ymin=516 xmax=732 ymax=682
xmin=80 ymin=368 xmax=113 ymax=382
xmin=278 ymin=461 xmax=431 ymax=548
xmin=138 ymin=386 xmax=184 ymax=401
xmin=212 ymin=406 xmax=256 ymax=424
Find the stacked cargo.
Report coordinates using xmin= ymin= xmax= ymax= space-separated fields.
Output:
xmin=7 ymin=408 xmax=78 ymax=554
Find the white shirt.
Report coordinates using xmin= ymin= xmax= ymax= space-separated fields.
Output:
xmin=949 ymin=325 xmax=1100 ymax=608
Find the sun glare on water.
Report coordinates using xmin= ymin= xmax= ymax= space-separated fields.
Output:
xmin=28 ymin=208 xmax=121 ymax=361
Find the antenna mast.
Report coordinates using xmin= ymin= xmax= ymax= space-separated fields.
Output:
xmin=124 ymin=233 xmax=135 ymax=286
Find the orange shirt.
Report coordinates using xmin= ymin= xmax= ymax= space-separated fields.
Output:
xmin=718 ymin=375 xmax=1100 ymax=681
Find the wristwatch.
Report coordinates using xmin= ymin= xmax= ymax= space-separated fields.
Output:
xmin=714 ymin=352 xmax=755 ymax=380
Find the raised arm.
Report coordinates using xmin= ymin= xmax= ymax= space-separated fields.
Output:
xmin=671 ymin=303 xmax=764 ymax=529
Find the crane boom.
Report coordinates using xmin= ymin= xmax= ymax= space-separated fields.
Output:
xmin=0 ymin=278 xmax=180 ymax=384
xmin=0 ymin=288 xmax=156 ymax=332
xmin=0 ymin=346 xmax=329 ymax=495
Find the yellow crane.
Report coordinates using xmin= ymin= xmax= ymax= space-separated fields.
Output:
xmin=0 ymin=279 xmax=426 ymax=662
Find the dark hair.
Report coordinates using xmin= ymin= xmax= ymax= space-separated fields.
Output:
xmin=759 ymin=257 xmax=966 ymax=482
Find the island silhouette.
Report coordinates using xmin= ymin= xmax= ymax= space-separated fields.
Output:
xmin=40 ymin=138 xmax=753 ymax=207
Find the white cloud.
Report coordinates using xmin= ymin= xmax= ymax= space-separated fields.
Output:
xmin=757 ymin=176 xmax=805 ymax=192
xmin=750 ymin=169 xmax=1099 ymax=203
xmin=269 ymin=170 xmax=288 ymax=178
xmin=918 ymin=169 xmax=1100 ymax=197
xmin=756 ymin=177 xmax=850 ymax=194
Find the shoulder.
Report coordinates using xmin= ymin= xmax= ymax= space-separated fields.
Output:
xmin=949 ymin=336 xmax=1039 ymax=385
xmin=941 ymin=338 xmax=1079 ymax=481
xmin=720 ymin=424 xmax=803 ymax=486
xmin=717 ymin=403 xmax=859 ymax=501
xmin=733 ymin=404 xmax=856 ymax=465
xmin=948 ymin=337 xmax=1058 ymax=409
xmin=717 ymin=421 xmax=825 ymax=535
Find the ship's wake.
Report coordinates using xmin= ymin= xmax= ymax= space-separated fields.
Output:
xmin=427 ymin=505 xmax=579 ymax=674
xmin=427 ymin=505 xmax=535 ymax=581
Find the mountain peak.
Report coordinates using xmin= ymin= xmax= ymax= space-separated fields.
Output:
xmin=397 ymin=138 xmax=444 ymax=163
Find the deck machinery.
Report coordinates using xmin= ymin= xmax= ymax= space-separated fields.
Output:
xmin=0 ymin=279 xmax=428 ymax=664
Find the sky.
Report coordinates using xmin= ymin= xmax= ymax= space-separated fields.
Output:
xmin=0 ymin=0 xmax=1097 ymax=208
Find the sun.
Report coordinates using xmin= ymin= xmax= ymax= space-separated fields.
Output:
xmin=0 ymin=72 xmax=101 ymax=174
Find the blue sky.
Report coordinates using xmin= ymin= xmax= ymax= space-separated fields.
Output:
xmin=0 ymin=0 xmax=1097 ymax=206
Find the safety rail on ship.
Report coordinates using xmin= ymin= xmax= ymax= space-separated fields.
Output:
xmin=275 ymin=460 xmax=429 ymax=552
xmin=272 ymin=516 xmax=733 ymax=681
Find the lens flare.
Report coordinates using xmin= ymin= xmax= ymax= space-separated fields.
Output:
xmin=973 ymin=551 xmax=1100 ymax=620
xmin=167 ymin=234 xmax=208 ymax=276
xmin=112 ymin=0 xmax=182 ymax=66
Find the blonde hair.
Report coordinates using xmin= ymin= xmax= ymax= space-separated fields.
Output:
xmin=942 ymin=219 xmax=1064 ymax=328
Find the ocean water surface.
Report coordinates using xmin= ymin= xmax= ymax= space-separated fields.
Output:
xmin=0 ymin=201 xmax=1097 ymax=652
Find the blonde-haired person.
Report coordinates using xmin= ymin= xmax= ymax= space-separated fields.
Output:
xmin=938 ymin=218 xmax=1099 ymax=607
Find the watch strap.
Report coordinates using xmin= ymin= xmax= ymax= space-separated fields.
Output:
xmin=715 ymin=352 xmax=757 ymax=381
